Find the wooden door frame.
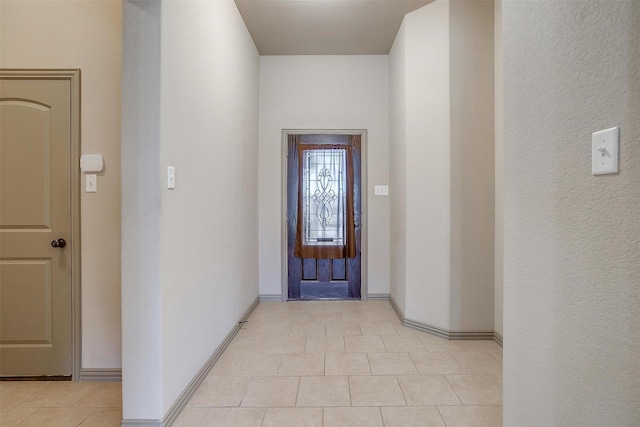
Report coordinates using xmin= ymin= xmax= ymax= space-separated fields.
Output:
xmin=281 ymin=129 xmax=368 ymax=301
xmin=0 ymin=69 xmax=82 ymax=379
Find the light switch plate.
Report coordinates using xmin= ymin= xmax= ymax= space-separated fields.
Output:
xmin=86 ymin=174 xmax=97 ymax=193
xmin=167 ymin=166 xmax=176 ymax=189
xmin=374 ymin=185 xmax=389 ymax=196
xmin=592 ymin=127 xmax=619 ymax=175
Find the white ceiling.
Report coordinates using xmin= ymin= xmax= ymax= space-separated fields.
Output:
xmin=234 ymin=0 xmax=432 ymax=55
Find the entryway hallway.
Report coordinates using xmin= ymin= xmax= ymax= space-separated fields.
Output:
xmin=0 ymin=300 xmax=502 ymax=426
xmin=176 ymin=300 xmax=503 ymax=426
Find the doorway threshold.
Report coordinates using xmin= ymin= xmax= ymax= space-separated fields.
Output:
xmin=1 ymin=375 xmax=72 ymax=382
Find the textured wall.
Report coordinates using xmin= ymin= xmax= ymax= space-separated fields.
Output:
xmin=0 ymin=0 xmax=123 ymax=370
xmin=258 ymin=55 xmax=390 ymax=297
xmin=503 ymin=1 xmax=640 ymax=425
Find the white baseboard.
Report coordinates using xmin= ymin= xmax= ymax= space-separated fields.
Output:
xmin=259 ymin=294 xmax=283 ymax=301
xmin=494 ymin=331 xmax=503 ymax=347
xmin=366 ymin=293 xmax=389 ymax=300
xmin=404 ymin=318 xmax=495 ymax=340
xmin=390 ymin=294 xmax=495 ymax=341
xmin=389 ymin=294 xmax=405 ymax=320
xmin=120 ymin=420 xmax=163 ymax=427
xmin=79 ymin=368 xmax=121 ymax=382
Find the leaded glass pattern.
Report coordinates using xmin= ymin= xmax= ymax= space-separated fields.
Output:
xmin=302 ymin=148 xmax=346 ymax=246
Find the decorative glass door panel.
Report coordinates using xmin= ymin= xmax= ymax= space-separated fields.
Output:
xmin=302 ymin=149 xmax=346 ymax=247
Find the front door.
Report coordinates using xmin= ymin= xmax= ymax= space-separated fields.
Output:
xmin=0 ymin=72 xmax=76 ymax=376
xmin=287 ymin=133 xmax=362 ymax=299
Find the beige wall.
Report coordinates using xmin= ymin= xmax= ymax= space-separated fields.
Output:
xmin=0 ymin=0 xmax=122 ymax=370
xmin=449 ymin=0 xmax=495 ymax=331
xmin=389 ymin=20 xmax=408 ymax=314
xmin=503 ymin=1 xmax=639 ymax=424
xmin=494 ymin=0 xmax=504 ymax=338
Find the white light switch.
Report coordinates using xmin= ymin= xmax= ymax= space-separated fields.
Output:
xmin=167 ymin=166 xmax=176 ymax=189
xmin=374 ymin=185 xmax=389 ymax=196
xmin=592 ymin=127 xmax=619 ymax=175
xmin=86 ymin=174 xmax=97 ymax=193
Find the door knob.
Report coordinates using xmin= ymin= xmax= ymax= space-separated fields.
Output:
xmin=51 ymin=238 xmax=66 ymax=248
xmin=354 ymin=222 xmax=360 ymax=228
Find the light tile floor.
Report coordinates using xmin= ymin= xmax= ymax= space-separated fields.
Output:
xmin=0 ymin=381 xmax=121 ymax=426
xmin=176 ymin=300 xmax=503 ymax=427
xmin=0 ymin=300 xmax=503 ymax=427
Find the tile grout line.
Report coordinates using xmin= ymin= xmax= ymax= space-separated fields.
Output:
xmin=294 ymin=376 xmax=301 ymax=408
xmin=19 ymin=407 xmax=44 ymax=427
xmin=436 ymin=405 xmax=452 ymax=427
xmin=239 ymin=376 xmax=252 ymax=408
xmin=492 ymin=404 xmax=504 ymax=420
xmin=323 ymin=352 xmax=327 ymax=377
xmin=76 ymin=407 xmax=98 ymax=427
xmin=303 ymin=336 xmax=309 ymax=355
xmin=442 ymin=374 xmax=465 ymax=406
xmin=406 ymin=351 xmax=420 ymax=375
xmin=237 ymin=375 xmax=252 ymax=408
xmin=394 ymin=375 xmax=409 ymax=407
xmin=258 ymin=405 xmax=267 ymax=427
